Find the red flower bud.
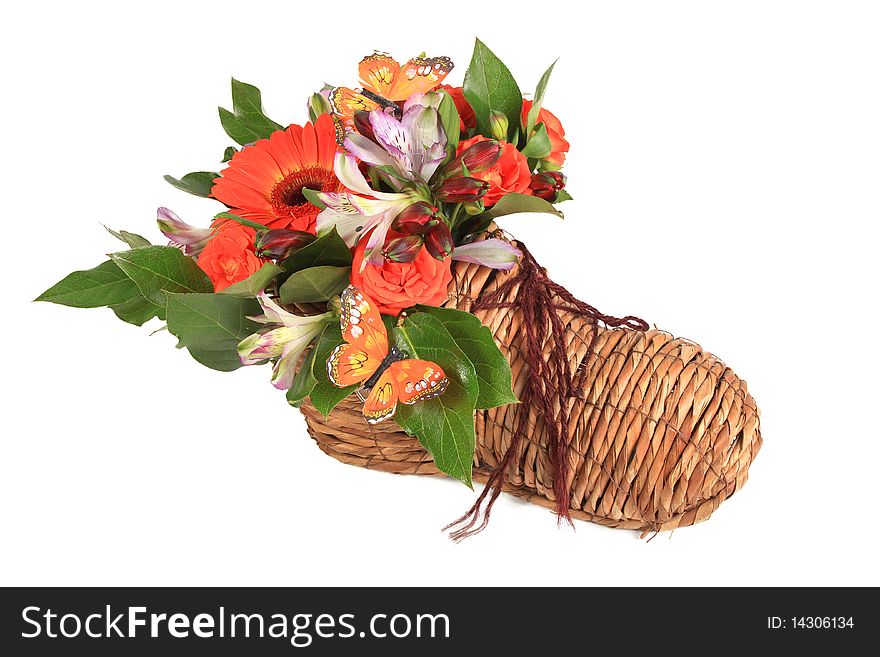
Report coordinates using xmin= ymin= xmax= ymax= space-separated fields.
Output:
xmin=391 ymin=202 xmax=441 ymax=235
xmin=443 ymin=139 xmax=501 ymax=176
xmin=383 ymin=235 xmax=424 ymax=262
xmin=353 ymin=110 xmax=377 ymax=143
xmin=254 ymin=229 xmax=316 ymax=260
xmin=529 ymin=171 xmax=567 ymax=201
xmin=436 ymin=176 xmax=490 ymax=203
xmin=424 ymin=221 xmax=454 ymax=261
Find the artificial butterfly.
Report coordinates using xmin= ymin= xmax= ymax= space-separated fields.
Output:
xmin=329 ymin=51 xmax=454 ymax=138
xmin=326 ymin=285 xmax=449 ymax=424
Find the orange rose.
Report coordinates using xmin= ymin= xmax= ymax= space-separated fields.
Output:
xmin=520 ymin=100 xmax=570 ymax=168
xmin=439 ymin=85 xmax=476 ymax=133
xmin=197 ymin=221 xmax=263 ymax=292
xmin=350 ymin=230 xmax=452 ymax=315
xmin=456 ymin=136 xmax=532 ymax=207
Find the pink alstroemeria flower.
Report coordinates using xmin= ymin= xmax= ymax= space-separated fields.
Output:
xmin=451 ymin=239 xmax=523 ymax=271
xmin=344 ymin=93 xmax=448 ymax=184
xmin=156 ymin=207 xmax=214 ymax=256
xmin=237 ymin=293 xmax=333 ymax=390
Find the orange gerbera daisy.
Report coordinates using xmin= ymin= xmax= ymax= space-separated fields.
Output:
xmin=211 ymin=113 xmax=341 ymax=233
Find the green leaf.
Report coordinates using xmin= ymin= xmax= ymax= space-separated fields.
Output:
xmin=393 ymin=313 xmax=478 ymax=487
xmin=222 ymin=146 xmax=237 ymax=163
xmin=300 ymin=187 xmax=327 ymax=210
xmin=555 ymin=189 xmax=574 ymax=203
xmin=437 ymin=89 xmax=461 ymax=156
xmin=109 ymin=246 xmax=213 ymax=310
xmin=219 ymin=79 xmax=284 ymax=146
xmin=526 ymin=59 xmax=557 ymax=136
xmin=481 ymin=193 xmax=564 ymax=220
xmin=463 ymin=38 xmax=522 ymax=142
xmin=416 ymin=306 xmax=518 ymax=409
xmin=453 ymin=213 xmax=494 ymax=241
xmin=165 ymin=293 xmax=261 ymax=371
xmin=110 ymin=294 xmax=160 ymax=326
xmin=280 ymin=227 xmax=351 ymax=273
xmin=36 ymin=260 xmax=142 ymax=308
xmin=309 ymin=323 xmax=357 ymax=416
xmin=163 ymin=172 xmax=218 ymax=198
xmin=220 ymin=263 xmax=282 ymax=298
xmin=279 ymin=266 xmax=350 ymax=304
xmin=519 ymin=122 xmax=552 ymax=159
xmin=104 ymin=226 xmax=152 ymax=249
xmin=213 ymin=211 xmax=269 ymax=232
xmin=287 ymin=345 xmax=318 ymax=408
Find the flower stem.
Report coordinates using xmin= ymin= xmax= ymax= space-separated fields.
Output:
xmin=447 ymin=203 xmax=463 ymax=230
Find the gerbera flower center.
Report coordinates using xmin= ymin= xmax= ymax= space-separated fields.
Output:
xmin=271 ymin=167 xmax=340 ymax=219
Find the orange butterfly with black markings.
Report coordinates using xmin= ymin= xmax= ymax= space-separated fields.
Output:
xmin=329 ymin=51 xmax=454 ymax=138
xmin=327 ymin=285 xmax=448 ymax=424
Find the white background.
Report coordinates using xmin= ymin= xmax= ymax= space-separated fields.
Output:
xmin=2 ymin=1 xmax=878 ymax=587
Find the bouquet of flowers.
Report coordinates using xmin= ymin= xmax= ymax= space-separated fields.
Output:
xmin=39 ymin=39 xmax=762 ymax=537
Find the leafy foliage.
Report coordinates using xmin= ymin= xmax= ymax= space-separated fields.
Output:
xmin=280 ymin=227 xmax=352 ymax=273
xmin=214 ymin=211 xmax=269 ymax=232
xmin=105 ymin=226 xmax=151 ymax=249
xmin=109 ymin=246 xmax=213 ymax=307
xmin=520 ymin=123 xmax=552 ymax=159
xmin=463 ymin=39 xmax=522 ymax=142
xmin=308 ymin=323 xmax=357 ymax=416
xmin=526 ymin=59 xmax=557 ymax=136
xmin=437 ymin=89 xmax=461 ymax=157
xmin=287 ymin=346 xmax=318 ymax=408
xmin=218 ymin=79 xmax=284 ymax=146
xmin=219 ymin=263 xmax=283 ymax=298
xmin=163 ymin=172 xmax=218 ymax=198
xmin=165 ymin=293 xmax=261 ymax=372
xmin=393 ymin=312 xmax=480 ymax=486
xmin=36 ymin=260 xmax=142 ymax=308
xmin=279 ymin=265 xmax=351 ymax=304
xmin=417 ymin=306 xmax=518 ymax=409
xmin=481 ymin=193 xmax=564 ymax=220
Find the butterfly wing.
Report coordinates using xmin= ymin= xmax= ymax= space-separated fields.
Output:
xmin=385 ymin=56 xmax=454 ymax=101
xmin=327 ymin=285 xmax=389 ymax=389
xmin=391 ymin=359 xmax=449 ymax=405
xmin=329 ymin=86 xmax=382 ymax=133
xmin=327 ymin=343 xmax=381 ymax=388
xmin=339 ymin=285 xmax=388 ymax=360
xmin=362 ymin=368 xmax=399 ymax=424
xmin=358 ymin=52 xmax=400 ymax=98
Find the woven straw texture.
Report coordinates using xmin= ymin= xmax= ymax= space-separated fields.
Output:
xmin=299 ymin=236 xmax=762 ymax=533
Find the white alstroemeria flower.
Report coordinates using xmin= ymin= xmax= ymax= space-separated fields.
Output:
xmin=316 ymin=153 xmax=421 ymax=268
xmin=237 ymin=293 xmax=333 ymax=390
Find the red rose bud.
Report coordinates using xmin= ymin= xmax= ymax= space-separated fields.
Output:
xmin=424 ymin=221 xmax=454 ymax=260
xmin=444 ymin=139 xmax=501 ymax=176
xmin=436 ymin=176 xmax=489 ymax=203
xmin=391 ymin=202 xmax=440 ymax=235
xmin=353 ymin=110 xmax=377 ymax=142
xmin=529 ymin=171 xmax=567 ymax=201
xmin=383 ymin=235 xmax=424 ymax=263
xmin=254 ymin=229 xmax=316 ymax=260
